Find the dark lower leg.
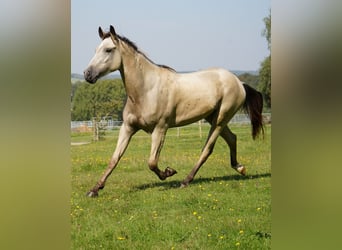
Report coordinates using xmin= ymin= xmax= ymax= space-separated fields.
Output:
xmin=86 ymin=124 xmax=136 ymax=197
xmin=181 ymin=150 xmax=211 ymax=187
xmin=220 ymin=126 xmax=246 ymax=175
xmin=148 ymin=128 xmax=178 ymax=181
xmin=86 ymin=183 xmax=104 ymax=197
xmin=86 ymin=161 xmax=115 ymax=197
xmin=149 ymin=159 xmax=177 ymax=180
xmin=220 ymin=126 xmax=238 ymax=166
xmin=181 ymin=127 xmax=220 ymax=187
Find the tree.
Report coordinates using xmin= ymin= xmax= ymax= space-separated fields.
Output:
xmin=262 ymin=12 xmax=271 ymax=50
xmin=238 ymin=73 xmax=259 ymax=89
xmin=71 ymin=78 xmax=126 ymax=141
xmin=71 ymin=79 xmax=126 ymax=121
xmin=259 ymin=55 xmax=271 ymax=108
xmin=71 ymin=83 xmax=93 ymax=120
xmin=258 ymin=11 xmax=271 ymax=108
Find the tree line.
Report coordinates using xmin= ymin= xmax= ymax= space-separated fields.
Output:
xmin=259 ymin=11 xmax=271 ymax=108
xmin=71 ymin=79 xmax=126 ymax=121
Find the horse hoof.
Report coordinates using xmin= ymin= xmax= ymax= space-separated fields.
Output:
xmin=232 ymin=165 xmax=246 ymax=176
xmin=86 ymin=190 xmax=98 ymax=197
xmin=180 ymin=182 xmax=188 ymax=188
xmin=165 ymin=167 xmax=177 ymax=177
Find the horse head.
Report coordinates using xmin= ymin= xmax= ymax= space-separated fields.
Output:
xmin=84 ymin=25 xmax=122 ymax=83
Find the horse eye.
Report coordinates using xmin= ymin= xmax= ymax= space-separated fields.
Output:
xmin=105 ymin=48 xmax=114 ymax=53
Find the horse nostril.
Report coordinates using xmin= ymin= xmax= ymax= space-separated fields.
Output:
xmin=84 ymin=69 xmax=90 ymax=78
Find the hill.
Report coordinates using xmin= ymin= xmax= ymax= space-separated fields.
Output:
xmin=71 ymin=70 xmax=257 ymax=83
xmin=71 ymin=72 xmax=121 ymax=84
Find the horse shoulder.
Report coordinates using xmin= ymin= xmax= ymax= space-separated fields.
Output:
xmin=122 ymin=101 xmax=140 ymax=125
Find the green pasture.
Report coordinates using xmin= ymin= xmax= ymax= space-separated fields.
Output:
xmin=71 ymin=123 xmax=271 ymax=249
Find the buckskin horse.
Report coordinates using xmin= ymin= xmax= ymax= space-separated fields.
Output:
xmin=84 ymin=25 xmax=264 ymax=197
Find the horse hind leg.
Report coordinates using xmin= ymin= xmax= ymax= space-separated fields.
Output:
xmin=205 ymin=114 xmax=246 ymax=176
xmin=181 ymin=123 xmax=223 ymax=187
xmin=220 ymin=126 xmax=246 ymax=176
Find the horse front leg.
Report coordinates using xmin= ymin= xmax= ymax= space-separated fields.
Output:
xmin=86 ymin=123 xmax=136 ymax=197
xmin=148 ymin=127 xmax=177 ymax=180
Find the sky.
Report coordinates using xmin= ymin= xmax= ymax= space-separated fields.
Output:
xmin=71 ymin=0 xmax=270 ymax=74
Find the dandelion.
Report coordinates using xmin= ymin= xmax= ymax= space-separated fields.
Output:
xmin=239 ymin=230 xmax=244 ymax=234
xmin=257 ymin=207 xmax=261 ymax=211
xmin=193 ymin=211 xmax=197 ymax=215
xmin=219 ymin=235 xmax=224 ymax=239
xmin=207 ymin=193 xmax=212 ymax=197
xmin=235 ymin=242 xmax=240 ymax=246
xmin=207 ymin=234 xmax=212 ymax=237
xmin=152 ymin=211 xmax=158 ymax=218
xmin=237 ymin=219 xmax=242 ymax=223
xmin=117 ymin=236 xmax=126 ymax=240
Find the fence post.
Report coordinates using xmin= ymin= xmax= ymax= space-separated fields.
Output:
xmin=92 ymin=117 xmax=99 ymax=141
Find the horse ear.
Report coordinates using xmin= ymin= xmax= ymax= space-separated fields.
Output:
xmin=109 ymin=25 xmax=118 ymax=41
xmin=98 ymin=26 xmax=104 ymax=39
xmin=110 ymin=25 xmax=116 ymax=36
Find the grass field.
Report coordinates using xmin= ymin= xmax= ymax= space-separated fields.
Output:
xmin=71 ymin=123 xmax=271 ymax=249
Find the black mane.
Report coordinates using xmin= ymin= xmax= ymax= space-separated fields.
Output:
xmin=102 ymin=31 xmax=175 ymax=72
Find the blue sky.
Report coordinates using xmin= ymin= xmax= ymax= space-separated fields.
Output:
xmin=71 ymin=0 xmax=270 ymax=74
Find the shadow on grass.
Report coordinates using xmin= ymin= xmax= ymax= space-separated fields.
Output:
xmin=133 ymin=172 xmax=271 ymax=191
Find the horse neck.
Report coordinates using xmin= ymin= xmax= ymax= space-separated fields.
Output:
xmin=119 ymin=50 xmax=160 ymax=99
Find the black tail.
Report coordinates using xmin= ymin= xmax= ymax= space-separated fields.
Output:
xmin=242 ymin=84 xmax=264 ymax=139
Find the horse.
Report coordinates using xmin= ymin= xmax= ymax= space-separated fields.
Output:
xmin=84 ymin=25 xmax=264 ymax=197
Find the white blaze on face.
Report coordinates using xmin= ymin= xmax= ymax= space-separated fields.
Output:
xmin=88 ymin=37 xmax=121 ymax=77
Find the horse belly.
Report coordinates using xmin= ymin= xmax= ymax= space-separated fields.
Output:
xmin=174 ymin=92 xmax=217 ymax=126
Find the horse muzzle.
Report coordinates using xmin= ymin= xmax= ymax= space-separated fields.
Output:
xmin=84 ymin=67 xmax=98 ymax=84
